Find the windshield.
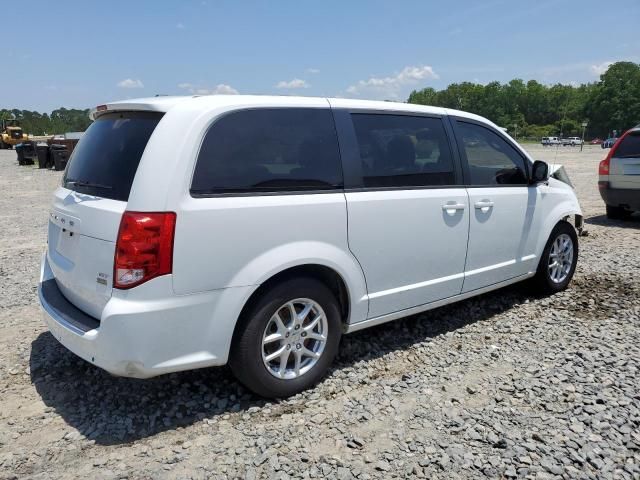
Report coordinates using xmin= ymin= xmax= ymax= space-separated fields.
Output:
xmin=63 ymin=111 xmax=163 ymax=201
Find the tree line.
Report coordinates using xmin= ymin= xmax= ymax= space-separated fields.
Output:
xmin=0 ymin=108 xmax=91 ymax=136
xmin=2 ymin=61 xmax=639 ymax=140
xmin=408 ymin=61 xmax=640 ymax=140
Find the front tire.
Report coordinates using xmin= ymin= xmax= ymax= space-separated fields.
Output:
xmin=229 ymin=277 xmax=342 ymax=398
xmin=534 ymin=221 xmax=578 ymax=294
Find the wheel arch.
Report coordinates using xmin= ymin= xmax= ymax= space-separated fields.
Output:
xmin=231 ymin=263 xmax=357 ymax=351
xmin=535 ymin=208 xmax=582 ymax=271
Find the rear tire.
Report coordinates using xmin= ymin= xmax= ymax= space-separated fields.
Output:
xmin=533 ymin=221 xmax=578 ymax=294
xmin=606 ymin=205 xmax=631 ymax=220
xmin=229 ymin=277 xmax=342 ymax=398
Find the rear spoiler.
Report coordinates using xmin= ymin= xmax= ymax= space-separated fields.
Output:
xmin=89 ymin=102 xmax=168 ymax=120
xmin=89 ymin=96 xmax=192 ymax=120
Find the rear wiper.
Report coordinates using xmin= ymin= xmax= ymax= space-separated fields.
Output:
xmin=66 ymin=179 xmax=112 ymax=190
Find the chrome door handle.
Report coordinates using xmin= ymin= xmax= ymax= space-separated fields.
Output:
xmin=442 ymin=203 xmax=466 ymax=214
xmin=474 ymin=200 xmax=494 ymax=213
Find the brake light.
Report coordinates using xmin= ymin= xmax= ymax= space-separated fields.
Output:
xmin=114 ymin=212 xmax=176 ymax=289
xmin=598 ymin=154 xmax=610 ymax=175
xmin=96 ymin=104 xmax=108 ymax=112
xmin=600 ymin=129 xmax=631 ymax=175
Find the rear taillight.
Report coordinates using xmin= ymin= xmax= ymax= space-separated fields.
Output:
xmin=600 ymin=129 xmax=632 ymax=175
xmin=114 ymin=211 xmax=176 ymax=289
xmin=598 ymin=154 xmax=611 ymax=175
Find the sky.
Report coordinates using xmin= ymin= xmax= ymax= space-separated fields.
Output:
xmin=3 ymin=0 xmax=639 ymax=112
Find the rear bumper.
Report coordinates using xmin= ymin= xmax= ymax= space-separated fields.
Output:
xmin=598 ymin=182 xmax=640 ymax=211
xmin=39 ymin=253 xmax=253 ymax=378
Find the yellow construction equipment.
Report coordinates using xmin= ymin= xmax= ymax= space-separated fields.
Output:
xmin=1 ymin=119 xmax=29 ymax=149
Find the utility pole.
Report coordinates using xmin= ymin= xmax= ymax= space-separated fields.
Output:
xmin=580 ymin=121 xmax=588 ymax=152
xmin=513 ymin=123 xmax=518 ymax=140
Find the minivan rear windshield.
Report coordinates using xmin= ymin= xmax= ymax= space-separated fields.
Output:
xmin=63 ymin=111 xmax=163 ymax=201
xmin=614 ymin=132 xmax=640 ymax=158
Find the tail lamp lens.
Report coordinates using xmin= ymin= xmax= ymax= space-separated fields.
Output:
xmin=114 ymin=212 xmax=176 ymax=289
xmin=598 ymin=157 xmax=610 ymax=175
xmin=600 ymin=129 xmax=632 ymax=176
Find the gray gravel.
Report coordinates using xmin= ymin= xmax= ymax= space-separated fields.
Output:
xmin=0 ymin=145 xmax=638 ymax=480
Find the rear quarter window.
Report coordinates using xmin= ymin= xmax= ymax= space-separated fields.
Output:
xmin=63 ymin=111 xmax=163 ymax=201
xmin=614 ymin=132 xmax=640 ymax=157
xmin=191 ymin=108 xmax=343 ymax=194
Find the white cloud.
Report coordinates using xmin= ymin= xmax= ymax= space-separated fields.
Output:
xmin=117 ymin=78 xmax=144 ymax=89
xmin=590 ymin=61 xmax=613 ymax=76
xmin=346 ymin=65 xmax=439 ymax=99
xmin=211 ymin=84 xmax=239 ymax=94
xmin=306 ymin=68 xmax=320 ymax=74
xmin=178 ymin=82 xmax=238 ymax=95
xmin=176 ymin=22 xmax=185 ymax=29
xmin=275 ymin=78 xmax=310 ymax=89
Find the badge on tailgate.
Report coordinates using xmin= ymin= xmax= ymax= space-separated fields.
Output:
xmin=50 ymin=211 xmax=80 ymax=235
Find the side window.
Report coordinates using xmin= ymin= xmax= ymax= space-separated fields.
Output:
xmin=351 ymin=114 xmax=456 ymax=188
xmin=191 ymin=108 xmax=343 ymax=194
xmin=456 ymin=121 xmax=528 ymax=186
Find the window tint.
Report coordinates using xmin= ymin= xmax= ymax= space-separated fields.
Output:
xmin=614 ymin=132 xmax=640 ymax=158
xmin=191 ymin=108 xmax=343 ymax=194
xmin=63 ymin=112 xmax=163 ymax=201
xmin=351 ymin=114 xmax=455 ymax=188
xmin=457 ymin=122 xmax=528 ymax=185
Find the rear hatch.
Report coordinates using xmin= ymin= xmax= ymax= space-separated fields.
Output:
xmin=47 ymin=111 xmax=163 ymax=319
xmin=610 ymin=130 xmax=640 ymax=189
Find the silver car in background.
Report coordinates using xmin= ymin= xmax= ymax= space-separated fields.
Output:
xmin=599 ymin=126 xmax=640 ymax=218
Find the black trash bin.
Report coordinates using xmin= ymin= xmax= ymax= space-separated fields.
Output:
xmin=20 ymin=143 xmax=36 ymax=165
xmin=16 ymin=144 xmax=26 ymax=165
xmin=50 ymin=144 xmax=70 ymax=171
xmin=36 ymin=143 xmax=50 ymax=169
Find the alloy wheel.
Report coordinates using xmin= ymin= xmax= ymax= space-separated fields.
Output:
xmin=548 ymin=233 xmax=574 ymax=284
xmin=261 ymin=298 xmax=328 ymax=379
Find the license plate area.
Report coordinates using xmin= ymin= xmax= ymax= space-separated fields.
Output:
xmin=54 ymin=224 xmax=79 ymax=261
xmin=622 ymin=163 xmax=640 ymax=175
xmin=49 ymin=211 xmax=81 ymax=265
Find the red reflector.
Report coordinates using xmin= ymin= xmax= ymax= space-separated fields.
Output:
xmin=96 ymin=104 xmax=108 ymax=112
xmin=114 ymin=212 xmax=176 ymax=289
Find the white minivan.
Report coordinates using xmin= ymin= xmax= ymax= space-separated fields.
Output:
xmin=39 ymin=95 xmax=582 ymax=398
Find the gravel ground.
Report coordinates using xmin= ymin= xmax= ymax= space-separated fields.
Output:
xmin=0 ymin=145 xmax=638 ymax=480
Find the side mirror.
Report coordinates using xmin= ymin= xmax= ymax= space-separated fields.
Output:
xmin=531 ymin=160 xmax=549 ymax=184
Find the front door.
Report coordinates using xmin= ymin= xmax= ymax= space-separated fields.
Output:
xmin=452 ymin=119 xmax=538 ymax=292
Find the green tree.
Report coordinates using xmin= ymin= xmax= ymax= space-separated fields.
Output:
xmin=0 ymin=108 xmax=91 ymax=135
xmin=585 ymin=61 xmax=640 ymax=136
xmin=408 ymin=87 xmax=438 ymax=106
xmin=407 ymin=61 xmax=640 ymax=138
